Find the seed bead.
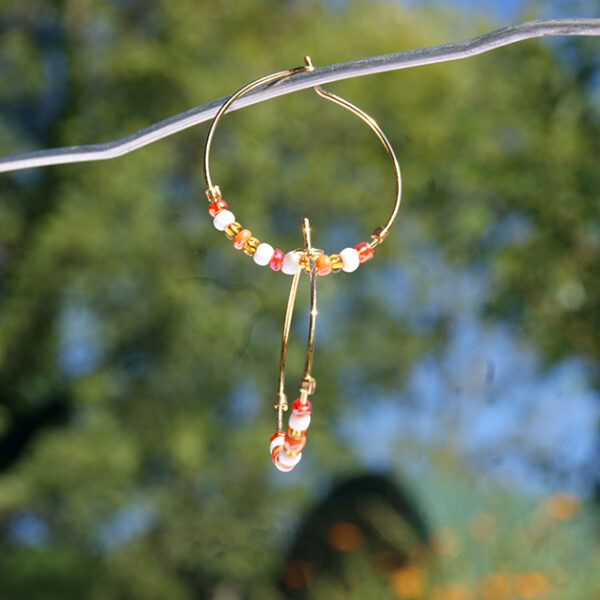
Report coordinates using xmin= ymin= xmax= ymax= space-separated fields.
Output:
xmin=289 ymin=412 xmax=311 ymax=432
xmin=277 ymin=450 xmax=302 ymax=468
xmin=340 ymin=247 xmax=360 ymax=273
xmin=233 ymin=229 xmax=252 ymax=250
xmin=208 ymin=199 xmax=228 ymax=217
xmin=284 ymin=432 xmax=306 ymax=455
xmin=254 ymin=243 xmax=275 ymax=266
xmin=274 ymin=453 xmax=297 ymax=471
xmin=292 ymin=398 xmax=312 ymax=415
xmin=224 ymin=221 xmax=243 ymax=239
xmin=270 ymin=430 xmax=286 ymax=454
xmin=282 ymin=252 xmax=300 ymax=275
xmin=269 ymin=248 xmax=285 ymax=271
xmin=243 ymin=236 xmax=260 ymax=256
xmin=213 ymin=210 xmax=236 ymax=231
xmin=354 ymin=241 xmax=374 ymax=263
xmin=330 ymin=254 xmax=344 ymax=272
xmin=316 ymin=254 xmax=332 ymax=276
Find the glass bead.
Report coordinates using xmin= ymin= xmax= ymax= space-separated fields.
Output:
xmin=316 ymin=254 xmax=332 ymax=276
xmin=213 ymin=210 xmax=236 ymax=231
xmin=233 ymin=229 xmax=252 ymax=250
xmin=208 ymin=199 xmax=228 ymax=217
xmin=282 ymin=252 xmax=300 ymax=275
xmin=243 ymin=237 xmax=260 ymax=256
xmin=340 ymin=247 xmax=360 ymax=272
xmin=274 ymin=454 xmax=295 ymax=471
xmin=284 ymin=432 xmax=306 ymax=455
xmin=354 ymin=241 xmax=374 ymax=263
xmin=289 ymin=412 xmax=311 ymax=432
xmin=292 ymin=398 xmax=312 ymax=415
xmin=224 ymin=221 xmax=242 ymax=239
xmin=330 ymin=254 xmax=344 ymax=272
xmin=269 ymin=248 xmax=285 ymax=271
xmin=277 ymin=450 xmax=302 ymax=468
xmin=270 ymin=430 xmax=286 ymax=453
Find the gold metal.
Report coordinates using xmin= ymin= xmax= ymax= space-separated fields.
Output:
xmin=205 ymin=185 xmax=221 ymax=201
xmin=224 ymin=221 xmax=243 ymax=239
xmin=203 ymin=58 xmax=314 ymax=190
xmin=275 ymin=218 xmax=319 ymax=430
xmin=276 ymin=254 xmax=302 ymax=431
xmin=299 ymin=375 xmax=316 ymax=395
xmin=330 ymin=253 xmax=343 ymax=272
xmin=288 ymin=428 xmax=304 ymax=439
xmin=201 ymin=57 xmax=403 ymax=439
xmin=202 ymin=56 xmax=402 ymax=250
xmin=273 ymin=391 xmax=288 ymax=413
xmin=243 ymin=237 xmax=260 ymax=256
xmin=301 ymin=220 xmax=318 ymax=406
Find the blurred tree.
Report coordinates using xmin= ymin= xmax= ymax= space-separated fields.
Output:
xmin=279 ymin=474 xmax=429 ymax=599
xmin=0 ymin=1 xmax=598 ymax=598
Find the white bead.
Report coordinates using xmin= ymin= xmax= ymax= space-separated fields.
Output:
xmin=282 ymin=252 xmax=300 ymax=275
xmin=340 ymin=247 xmax=360 ymax=273
xmin=274 ymin=455 xmax=294 ymax=472
xmin=270 ymin=434 xmax=285 ymax=454
xmin=253 ymin=243 xmax=275 ymax=266
xmin=213 ymin=210 xmax=235 ymax=231
xmin=289 ymin=412 xmax=311 ymax=432
xmin=277 ymin=450 xmax=302 ymax=468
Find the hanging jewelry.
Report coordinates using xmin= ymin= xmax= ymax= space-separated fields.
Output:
xmin=202 ymin=57 xmax=402 ymax=472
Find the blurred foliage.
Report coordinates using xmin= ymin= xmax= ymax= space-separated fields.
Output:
xmin=0 ymin=0 xmax=599 ymax=598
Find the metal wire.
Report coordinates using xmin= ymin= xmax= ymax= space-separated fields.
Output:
xmin=0 ymin=18 xmax=599 ymax=174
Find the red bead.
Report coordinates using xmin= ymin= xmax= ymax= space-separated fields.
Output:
xmin=270 ymin=430 xmax=285 ymax=443
xmin=207 ymin=199 xmax=228 ymax=217
xmin=292 ymin=398 xmax=312 ymax=415
xmin=284 ymin=432 xmax=307 ymax=454
xmin=269 ymin=248 xmax=285 ymax=271
xmin=233 ymin=229 xmax=252 ymax=250
xmin=316 ymin=254 xmax=332 ymax=276
xmin=354 ymin=241 xmax=374 ymax=263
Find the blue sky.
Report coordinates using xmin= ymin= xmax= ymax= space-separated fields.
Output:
xmin=401 ymin=0 xmax=596 ymax=21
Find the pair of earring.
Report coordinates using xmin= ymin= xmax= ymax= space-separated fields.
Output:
xmin=202 ymin=57 xmax=402 ymax=472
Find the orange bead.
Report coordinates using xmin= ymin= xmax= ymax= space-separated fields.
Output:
xmin=284 ymin=432 xmax=307 ymax=455
xmin=316 ymin=254 xmax=332 ymax=276
xmin=233 ymin=229 xmax=252 ymax=250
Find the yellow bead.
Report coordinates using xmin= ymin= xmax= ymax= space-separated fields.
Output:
xmin=243 ymin=237 xmax=260 ymax=256
xmin=224 ymin=221 xmax=242 ymax=239
xmin=330 ymin=254 xmax=343 ymax=272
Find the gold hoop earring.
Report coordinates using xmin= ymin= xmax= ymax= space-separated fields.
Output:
xmin=202 ymin=57 xmax=403 ymax=472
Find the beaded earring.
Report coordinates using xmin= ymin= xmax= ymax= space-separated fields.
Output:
xmin=202 ymin=57 xmax=402 ymax=472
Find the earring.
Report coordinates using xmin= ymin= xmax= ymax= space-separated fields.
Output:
xmin=202 ymin=57 xmax=402 ymax=472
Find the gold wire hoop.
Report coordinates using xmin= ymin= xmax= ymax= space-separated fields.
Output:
xmin=202 ymin=56 xmax=402 ymax=252
xmin=274 ymin=218 xmax=318 ymax=430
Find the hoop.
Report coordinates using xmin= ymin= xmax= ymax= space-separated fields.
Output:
xmin=201 ymin=57 xmax=404 ymax=472
xmin=202 ymin=56 xmax=402 ymax=276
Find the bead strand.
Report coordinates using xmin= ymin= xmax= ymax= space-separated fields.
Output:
xmin=206 ymin=187 xmax=375 ymax=275
xmin=270 ymin=398 xmax=313 ymax=472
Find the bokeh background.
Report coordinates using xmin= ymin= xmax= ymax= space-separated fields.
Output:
xmin=0 ymin=1 xmax=599 ymax=599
